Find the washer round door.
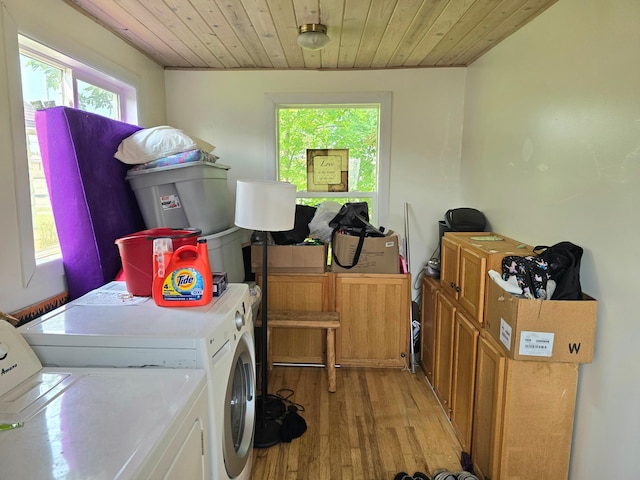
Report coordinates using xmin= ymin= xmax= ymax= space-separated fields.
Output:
xmin=223 ymin=332 xmax=255 ymax=478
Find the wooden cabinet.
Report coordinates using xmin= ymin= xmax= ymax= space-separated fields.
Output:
xmin=433 ymin=291 xmax=455 ymax=412
xmin=470 ymin=332 xmax=506 ymax=480
xmin=434 ymin=232 xmax=531 ymax=451
xmin=431 ymin=288 xmax=478 ymax=452
xmin=441 ymin=234 xmax=486 ymax=323
xmin=440 ymin=232 xmax=531 ymax=325
xmin=261 ymin=272 xmax=410 ymax=368
xmin=450 ymin=310 xmax=478 ymax=452
xmin=439 ymin=235 xmax=460 ymax=301
xmin=335 ymin=273 xmax=410 ymax=368
xmin=457 ymin=247 xmax=487 ymax=323
xmin=428 ymin=231 xmax=583 ymax=479
xmin=472 ymin=333 xmax=579 ymax=480
xmin=419 ymin=276 xmax=440 ymax=385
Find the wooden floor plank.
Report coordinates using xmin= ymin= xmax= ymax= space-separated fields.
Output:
xmin=251 ymin=366 xmax=463 ymax=479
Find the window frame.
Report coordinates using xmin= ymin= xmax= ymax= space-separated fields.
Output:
xmin=6 ymin=28 xmax=138 ymax=290
xmin=265 ymin=92 xmax=392 ymax=227
xmin=19 ymin=35 xmax=137 ymax=124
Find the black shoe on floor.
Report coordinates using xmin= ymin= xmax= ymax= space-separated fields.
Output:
xmin=393 ymin=473 xmax=412 ymax=480
xmin=413 ymin=472 xmax=431 ymax=480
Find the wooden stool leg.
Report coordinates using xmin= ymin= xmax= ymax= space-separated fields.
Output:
xmin=327 ymin=327 xmax=336 ymax=393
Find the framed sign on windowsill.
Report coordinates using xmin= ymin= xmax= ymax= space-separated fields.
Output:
xmin=306 ymin=149 xmax=349 ymax=192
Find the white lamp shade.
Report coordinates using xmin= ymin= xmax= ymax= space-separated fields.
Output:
xmin=235 ymin=180 xmax=297 ymax=232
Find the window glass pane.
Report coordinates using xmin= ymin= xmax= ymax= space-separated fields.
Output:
xmin=277 ymin=107 xmax=379 ymax=194
xmin=77 ymin=79 xmax=120 ymax=120
xmin=20 ymin=54 xmax=62 ymax=258
xmin=19 ymin=55 xmax=64 ymax=108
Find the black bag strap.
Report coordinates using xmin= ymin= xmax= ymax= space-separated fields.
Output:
xmin=533 ymin=242 xmax=583 ymax=258
xmin=532 ymin=245 xmax=548 ymax=255
xmin=331 ymin=228 xmax=366 ymax=269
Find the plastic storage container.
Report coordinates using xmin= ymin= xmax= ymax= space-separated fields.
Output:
xmin=115 ymin=228 xmax=201 ymax=296
xmin=202 ymin=226 xmax=245 ymax=283
xmin=126 ymin=161 xmax=231 ymax=235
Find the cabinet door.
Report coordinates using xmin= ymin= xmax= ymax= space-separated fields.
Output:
xmin=472 ymin=335 xmax=506 ymax=480
xmin=420 ymin=276 xmax=439 ymax=385
xmin=433 ymin=291 xmax=456 ymax=414
xmin=458 ymin=247 xmax=486 ymax=324
xmin=450 ymin=310 xmax=479 ymax=452
xmin=335 ymin=274 xmax=410 ymax=368
xmin=260 ymin=273 xmax=334 ymax=364
xmin=440 ymin=236 xmax=460 ymax=300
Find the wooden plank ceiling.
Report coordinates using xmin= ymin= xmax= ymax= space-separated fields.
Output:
xmin=64 ymin=0 xmax=558 ymax=70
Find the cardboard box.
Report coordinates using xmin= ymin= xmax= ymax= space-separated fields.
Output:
xmin=331 ymin=232 xmax=400 ymax=274
xmin=251 ymin=244 xmax=327 ymax=274
xmin=486 ymin=280 xmax=598 ymax=363
xmin=212 ymin=272 xmax=227 ymax=297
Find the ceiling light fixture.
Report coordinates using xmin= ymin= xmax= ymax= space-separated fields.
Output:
xmin=297 ymin=23 xmax=331 ymax=51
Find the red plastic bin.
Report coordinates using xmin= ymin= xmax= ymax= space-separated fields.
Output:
xmin=115 ymin=227 xmax=201 ymax=296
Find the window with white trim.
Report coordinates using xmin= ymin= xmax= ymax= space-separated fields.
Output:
xmin=18 ymin=35 xmax=136 ymax=261
xmin=268 ymin=93 xmax=391 ymax=227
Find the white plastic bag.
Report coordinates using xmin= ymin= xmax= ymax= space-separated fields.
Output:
xmin=308 ymin=201 xmax=342 ymax=244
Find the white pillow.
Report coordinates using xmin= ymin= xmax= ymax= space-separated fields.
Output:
xmin=114 ymin=126 xmax=215 ymax=165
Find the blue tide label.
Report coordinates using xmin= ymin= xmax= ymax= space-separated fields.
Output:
xmin=162 ymin=268 xmax=205 ymax=301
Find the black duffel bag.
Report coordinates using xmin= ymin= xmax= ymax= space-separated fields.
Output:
xmin=329 ymin=202 xmax=370 ymax=231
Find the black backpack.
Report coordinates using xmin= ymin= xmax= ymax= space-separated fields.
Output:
xmin=533 ymin=242 xmax=584 ymax=300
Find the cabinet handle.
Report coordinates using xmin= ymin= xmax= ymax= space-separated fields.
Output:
xmin=456 ymin=286 xmax=461 ymax=293
xmin=450 ymin=282 xmax=456 ymax=289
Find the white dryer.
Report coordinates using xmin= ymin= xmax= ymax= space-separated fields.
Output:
xmin=18 ymin=282 xmax=256 ymax=480
xmin=0 ymin=320 xmax=210 ymax=479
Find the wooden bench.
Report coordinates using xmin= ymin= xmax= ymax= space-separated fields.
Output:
xmin=256 ymin=310 xmax=340 ymax=392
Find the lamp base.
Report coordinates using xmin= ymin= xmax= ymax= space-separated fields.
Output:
xmin=254 ymin=394 xmax=286 ymax=448
xmin=254 ymin=417 xmax=282 ymax=448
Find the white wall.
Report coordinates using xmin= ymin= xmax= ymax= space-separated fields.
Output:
xmin=165 ymin=68 xmax=466 ymax=285
xmin=462 ymin=0 xmax=640 ymax=476
xmin=0 ymin=0 xmax=166 ymax=312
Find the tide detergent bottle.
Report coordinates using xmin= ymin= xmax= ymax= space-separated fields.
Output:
xmin=152 ymin=238 xmax=213 ymax=307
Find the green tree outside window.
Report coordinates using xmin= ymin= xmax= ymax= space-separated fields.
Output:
xmin=277 ymin=107 xmax=379 ymax=201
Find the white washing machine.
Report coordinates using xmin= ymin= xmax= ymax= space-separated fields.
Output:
xmin=0 ymin=320 xmax=210 ymax=479
xmin=18 ymin=282 xmax=256 ymax=480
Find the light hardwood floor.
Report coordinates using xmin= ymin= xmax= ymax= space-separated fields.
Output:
xmin=251 ymin=365 xmax=463 ymax=479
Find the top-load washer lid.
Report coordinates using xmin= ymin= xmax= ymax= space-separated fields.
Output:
xmin=18 ymin=281 xmax=249 ymax=349
xmin=0 ymin=320 xmax=207 ymax=479
xmin=0 ymin=320 xmax=42 ymax=396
